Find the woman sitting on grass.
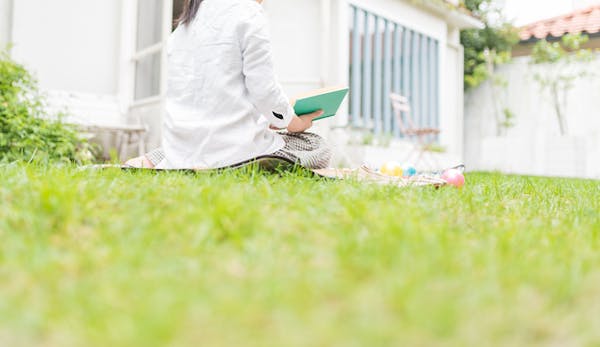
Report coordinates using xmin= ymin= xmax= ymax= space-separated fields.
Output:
xmin=127 ymin=0 xmax=331 ymax=170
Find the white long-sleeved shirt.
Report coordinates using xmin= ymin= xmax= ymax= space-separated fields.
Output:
xmin=156 ymin=0 xmax=295 ymax=169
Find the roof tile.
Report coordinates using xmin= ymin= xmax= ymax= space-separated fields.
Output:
xmin=520 ymin=5 xmax=600 ymax=41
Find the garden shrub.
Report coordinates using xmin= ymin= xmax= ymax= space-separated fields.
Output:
xmin=460 ymin=0 xmax=519 ymax=90
xmin=0 ymin=49 xmax=94 ymax=164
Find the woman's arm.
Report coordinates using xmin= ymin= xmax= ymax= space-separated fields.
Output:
xmin=237 ymin=4 xmax=301 ymax=130
xmin=272 ymin=110 xmax=324 ymax=133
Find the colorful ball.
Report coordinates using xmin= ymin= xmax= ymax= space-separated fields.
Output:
xmin=441 ymin=169 xmax=465 ymax=188
xmin=402 ymin=164 xmax=417 ymax=177
xmin=381 ymin=162 xmax=403 ymax=177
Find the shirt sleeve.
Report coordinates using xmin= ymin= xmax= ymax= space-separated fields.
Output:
xmin=237 ymin=5 xmax=295 ymax=129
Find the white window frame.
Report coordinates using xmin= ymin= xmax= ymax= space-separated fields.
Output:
xmin=119 ymin=0 xmax=173 ymax=115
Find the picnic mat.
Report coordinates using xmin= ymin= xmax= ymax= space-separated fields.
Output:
xmin=85 ymin=156 xmax=455 ymax=188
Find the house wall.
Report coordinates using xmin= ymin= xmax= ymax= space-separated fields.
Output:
xmin=262 ymin=0 xmax=340 ymax=142
xmin=0 ymin=0 xmax=13 ymax=48
xmin=10 ymin=0 xmax=122 ymax=97
xmin=464 ymin=56 xmax=600 ymax=178
xmin=263 ymin=0 xmax=324 ymax=96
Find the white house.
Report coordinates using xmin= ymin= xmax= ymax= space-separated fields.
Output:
xmin=0 ymin=0 xmax=481 ymax=168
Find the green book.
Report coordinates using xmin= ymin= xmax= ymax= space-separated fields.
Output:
xmin=293 ymin=86 xmax=349 ymax=121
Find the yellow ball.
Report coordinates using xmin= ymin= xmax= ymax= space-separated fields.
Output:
xmin=380 ymin=162 xmax=403 ymax=177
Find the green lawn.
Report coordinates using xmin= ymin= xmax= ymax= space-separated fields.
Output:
xmin=1 ymin=165 xmax=599 ymax=347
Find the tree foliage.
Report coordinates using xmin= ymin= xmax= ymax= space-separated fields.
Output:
xmin=460 ymin=0 xmax=519 ymax=90
xmin=0 ymin=49 xmax=94 ymax=164
xmin=530 ymin=33 xmax=594 ymax=136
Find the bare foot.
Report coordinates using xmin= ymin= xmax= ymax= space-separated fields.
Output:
xmin=125 ymin=156 xmax=155 ymax=169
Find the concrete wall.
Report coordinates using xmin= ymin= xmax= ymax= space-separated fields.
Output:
xmin=10 ymin=0 xmax=122 ymax=96
xmin=464 ymin=56 xmax=600 ymax=178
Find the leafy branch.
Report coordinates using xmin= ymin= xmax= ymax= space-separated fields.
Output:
xmin=530 ymin=33 xmax=594 ymax=136
xmin=460 ymin=0 xmax=519 ymax=90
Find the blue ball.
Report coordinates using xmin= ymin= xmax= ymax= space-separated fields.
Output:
xmin=403 ymin=165 xmax=417 ymax=177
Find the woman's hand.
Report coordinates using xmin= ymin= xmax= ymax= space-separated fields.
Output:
xmin=286 ymin=110 xmax=324 ymax=133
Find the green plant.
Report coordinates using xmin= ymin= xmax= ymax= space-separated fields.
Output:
xmin=500 ymin=107 xmax=515 ymax=130
xmin=530 ymin=33 xmax=594 ymax=136
xmin=483 ymin=48 xmax=516 ymax=135
xmin=460 ymin=0 xmax=519 ymax=90
xmin=361 ymin=132 xmax=375 ymax=146
xmin=423 ymin=143 xmax=446 ymax=153
xmin=0 ymin=49 xmax=94 ymax=164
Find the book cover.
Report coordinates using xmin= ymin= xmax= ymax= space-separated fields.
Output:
xmin=293 ymin=86 xmax=349 ymax=121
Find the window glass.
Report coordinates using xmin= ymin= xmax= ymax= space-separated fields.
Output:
xmin=134 ymin=53 xmax=162 ymax=100
xmin=137 ymin=0 xmax=164 ymax=50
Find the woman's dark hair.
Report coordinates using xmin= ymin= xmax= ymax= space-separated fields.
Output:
xmin=177 ymin=0 xmax=202 ymax=26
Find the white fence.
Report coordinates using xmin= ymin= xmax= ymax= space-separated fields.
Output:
xmin=464 ymin=56 xmax=600 ymax=179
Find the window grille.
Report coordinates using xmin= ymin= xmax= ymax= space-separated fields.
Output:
xmin=349 ymin=5 xmax=440 ymax=139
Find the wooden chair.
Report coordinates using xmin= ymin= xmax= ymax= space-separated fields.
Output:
xmin=389 ymin=93 xmax=441 ymax=168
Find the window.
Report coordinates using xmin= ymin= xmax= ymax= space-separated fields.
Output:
xmin=349 ymin=5 xmax=440 ymax=139
xmin=132 ymin=0 xmax=168 ymax=102
xmin=125 ymin=0 xmax=181 ymax=107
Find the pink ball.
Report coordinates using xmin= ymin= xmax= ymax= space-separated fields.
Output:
xmin=442 ymin=169 xmax=465 ymax=188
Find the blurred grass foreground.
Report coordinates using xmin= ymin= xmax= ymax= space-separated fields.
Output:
xmin=1 ymin=165 xmax=599 ymax=346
